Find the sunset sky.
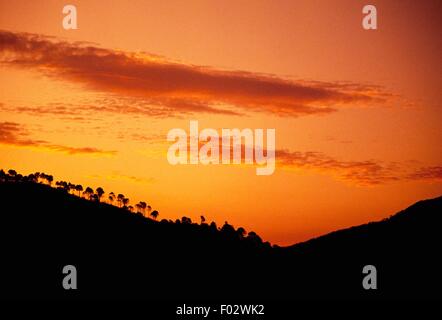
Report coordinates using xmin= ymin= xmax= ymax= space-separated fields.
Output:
xmin=0 ymin=0 xmax=441 ymax=245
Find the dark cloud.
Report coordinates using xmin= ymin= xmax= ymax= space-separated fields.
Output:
xmin=0 ymin=30 xmax=389 ymax=117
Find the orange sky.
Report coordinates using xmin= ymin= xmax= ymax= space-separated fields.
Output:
xmin=0 ymin=0 xmax=441 ymax=245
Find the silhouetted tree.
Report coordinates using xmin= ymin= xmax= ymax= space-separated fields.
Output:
xmin=246 ymin=231 xmax=262 ymax=245
xmin=46 ymin=175 xmax=53 ymax=186
xmin=136 ymin=201 xmax=147 ymax=215
xmin=181 ymin=216 xmax=192 ymax=224
xmin=200 ymin=215 xmax=206 ymax=224
xmin=8 ymin=169 xmax=17 ymax=177
xmin=68 ymin=183 xmax=76 ymax=194
xmin=2 ymin=169 xmax=169 ymax=233
xmin=122 ymin=197 xmax=129 ymax=209
xmin=221 ymin=221 xmax=236 ymax=237
xmin=140 ymin=201 xmax=147 ymax=215
xmin=25 ymin=173 xmax=38 ymax=183
xmin=39 ymin=173 xmax=53 ymax=185
xmin=55 ymin=181 xmax=69 ymax=192
xmin=96 ymin=187 xmax=105 ymax=202
xmin=209 ymin=221 xmax=218 ymax=232
xmin=108 ymin=192 xmax=115 ymax=204
xmin=236 ymin=227 xmax=246 ymax=238
xmin=117 ymin=194 xmax=125 ymax=208
xmin=75 ymin=185 xmax=83 ymax=197
xmin=151 ymin=210 xmax=159 ymax=220
xmin=84 ymin=187 xmax=94 ymax=200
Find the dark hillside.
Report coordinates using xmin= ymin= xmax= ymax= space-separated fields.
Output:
xmin=0 ymin=179 xmax=441 ymax=300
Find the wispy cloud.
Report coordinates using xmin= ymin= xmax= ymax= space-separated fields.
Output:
xmin=406 ymin=166 xmax=442 ymax=182
xmin=0 ymin=30 xmax=389 ymax=117
xmin=136 ymin=134 xmax=441 ymax=186
xmin=276 ymin=150 xmax=401 ymax=186
xmin=277 ymin=150 xmax=442 ymax=186
xmin=0 ymin=121 xmax=116 ymax=155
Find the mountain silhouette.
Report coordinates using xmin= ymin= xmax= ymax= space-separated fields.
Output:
xmin=0 ymin=175 xmax=441 ymax=300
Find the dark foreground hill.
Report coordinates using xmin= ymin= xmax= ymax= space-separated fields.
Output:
xmin=0 ymin=181 xmax=441 ymax=300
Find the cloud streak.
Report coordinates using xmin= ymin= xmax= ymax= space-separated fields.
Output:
xmin=277 ymin=150 xmax=442 ymax=186
xmin=0 ymin=30 xmax=388 ymax=117
xmin=138 ymin=134 xmax=441 ymax=186
xmin=0 ymin=121 xmax=116 ymax=156
xmin=276 ymin=150 xmax=400 ymax=186
xmin=406 ymin=166 xmax=442 ymax=182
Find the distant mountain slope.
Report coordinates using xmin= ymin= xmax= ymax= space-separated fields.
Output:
xmin=0 ymin=181 xmax=441 ymax=300
xmin=289 ymin=195 xmax=442 ymax=252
